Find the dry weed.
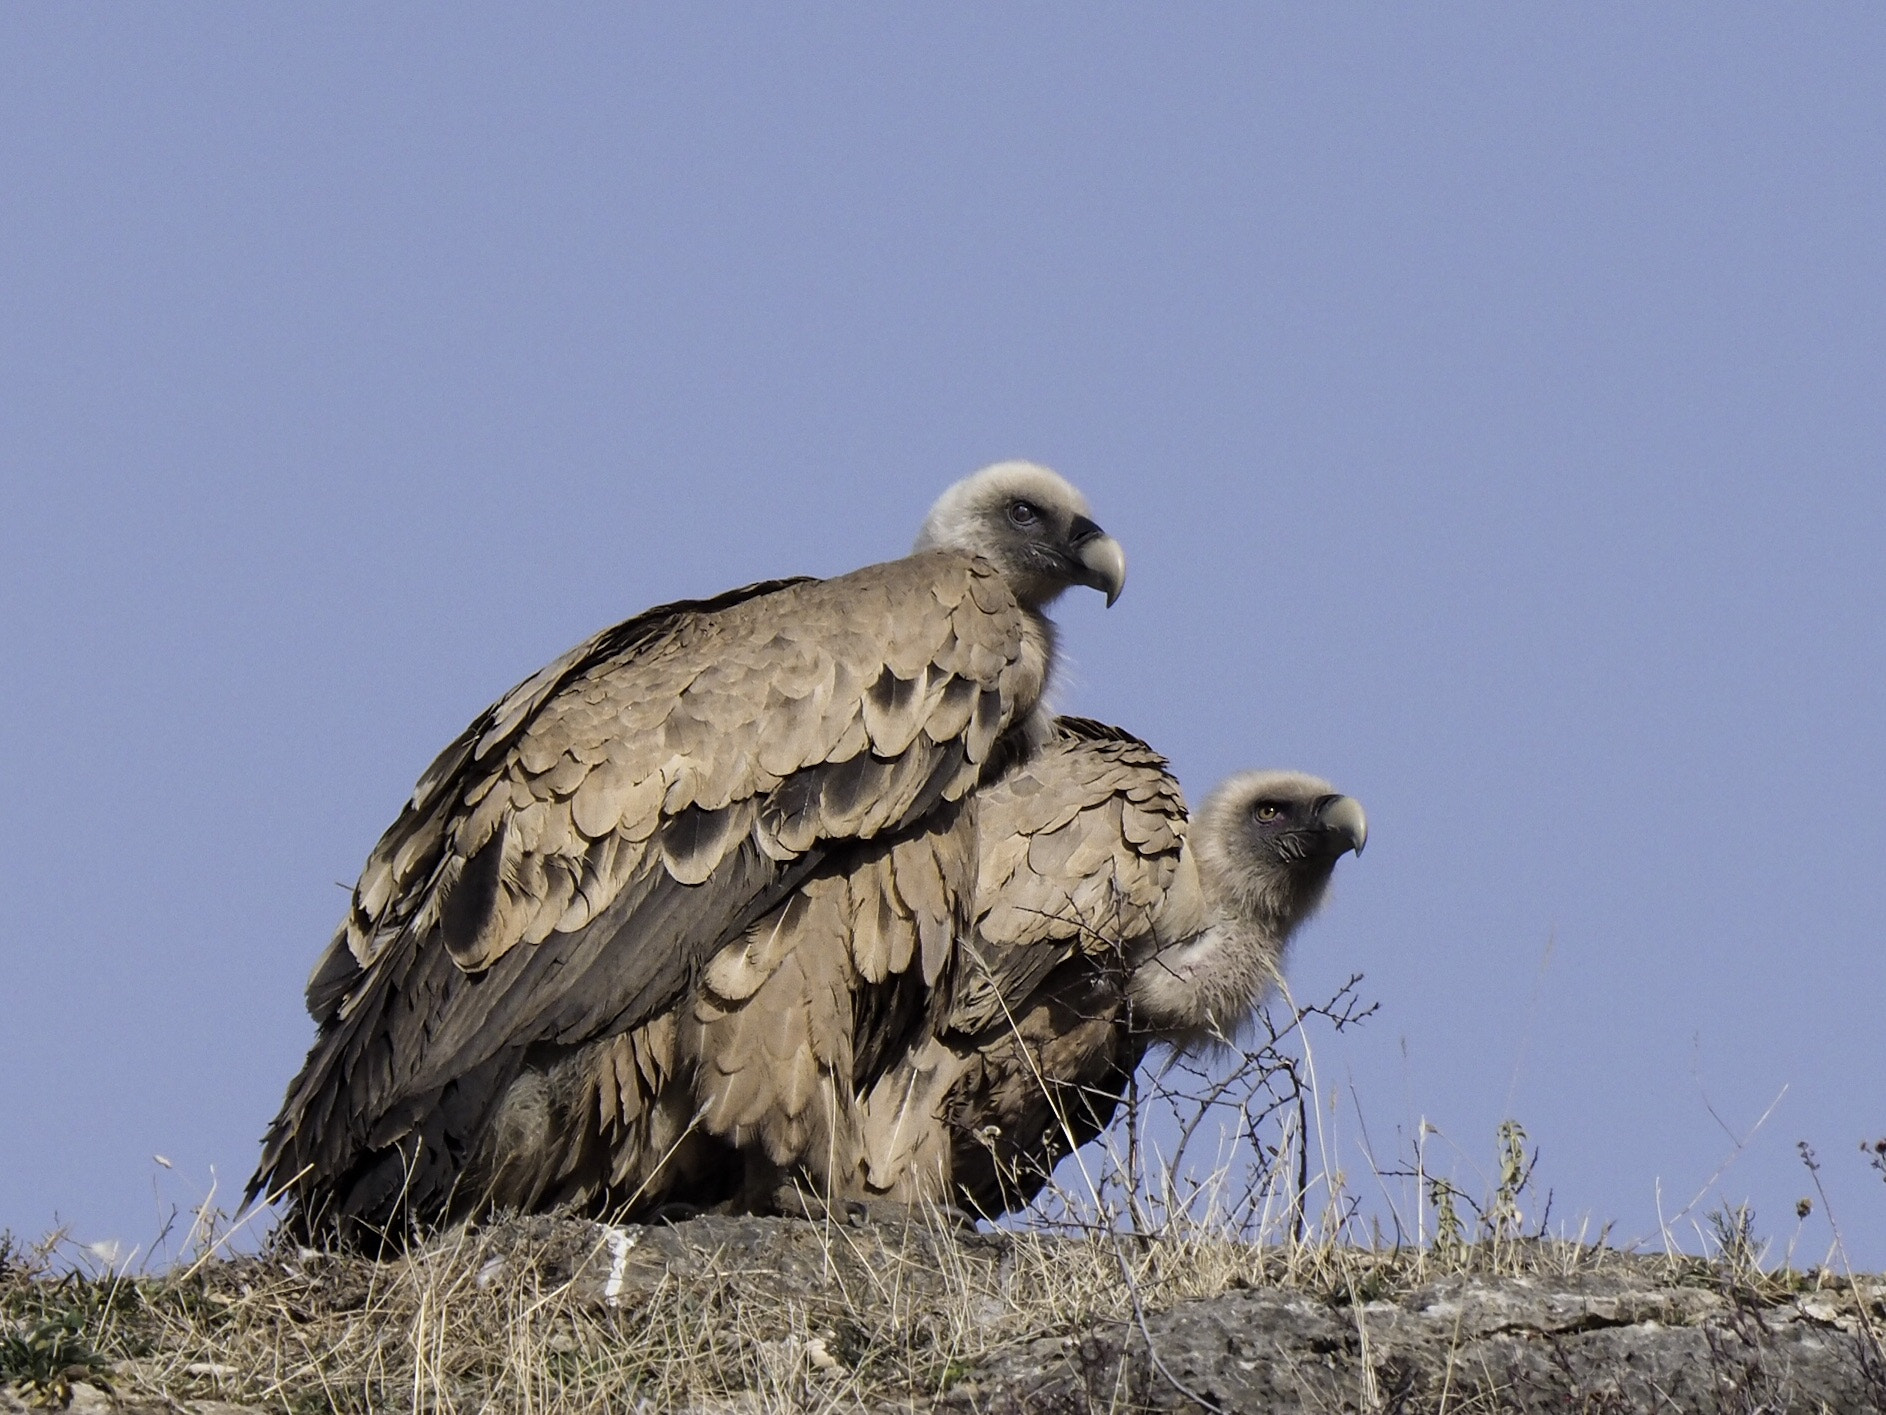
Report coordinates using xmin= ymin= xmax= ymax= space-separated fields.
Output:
xmin=6 ymin=981 xmax=1879 ymax=1412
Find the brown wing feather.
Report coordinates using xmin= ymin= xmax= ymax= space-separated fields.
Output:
xmin=941 ymin=965 xmax=1143 ymax=1215
xmin=255 ymin=552 xmax=1035 ymax=1238
xmin=951 ymin=721 xmax=1186 ymax=1034
xmin=855 ymin=718 xmax=1190 ymax=1213
xmin=677 ymin=788 xmax=975 ymax=1199
xmin=433 ymin=789 xmax=981 ymax=1226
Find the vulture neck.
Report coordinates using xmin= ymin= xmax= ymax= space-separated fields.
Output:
xmin=1128 ymin=850 xmax=1334 ymax=1049
xmin=1128 ymin=916 xmax=1282 ymax=1049
xmin=1014 ymin=610 xmax=1059 ymax=750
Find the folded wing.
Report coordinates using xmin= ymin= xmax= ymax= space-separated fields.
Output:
xmin=255 ymin=552 xmax=1035 ymax=1238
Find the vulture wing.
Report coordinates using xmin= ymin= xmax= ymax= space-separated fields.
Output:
xmin=955 ymin=715 xmax=1192 ymax=1031
xmin=680 ymin=793 xmax=977 ymax=1204
xmin=256 ymin=550 xmax=1036 ymax=1234
xmin=857 ymin=717 xmax=1197 ymax=1212
xmin=449 ymin=796 xmax=981 ymax=1224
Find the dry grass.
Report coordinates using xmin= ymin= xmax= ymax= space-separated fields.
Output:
xmin=5 ymin=982 xmax=1880 ymax=1413
xmin=5 ymin=1210 xmax=1776 ymax=1415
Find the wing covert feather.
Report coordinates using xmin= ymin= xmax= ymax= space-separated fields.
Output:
xmin=260 ymin=553 xmax=1036 ymax=1225
xmin=854 ymin=719 xmax=1192 ymax=1211
xmin=948 ymin=720 xmax=1188 ymax=1036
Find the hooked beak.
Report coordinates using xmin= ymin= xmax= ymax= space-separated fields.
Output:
xmin=1066 ymin=516 xmax=1127 ymax=607
xmin=1314 ymin=795 xmax=1368 ymax=856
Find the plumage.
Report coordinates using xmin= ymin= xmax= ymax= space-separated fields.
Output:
xmin=853 ymin=719 xmax=1366 ymax=1216
xmin=252 ymin=462 xmax=1125 ymax=1245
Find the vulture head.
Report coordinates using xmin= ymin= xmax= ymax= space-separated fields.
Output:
xmin=1131 ymin=771 xmax=1366 ymax=1049
xmin=915 ymin=461 xmax=1127 ymax=610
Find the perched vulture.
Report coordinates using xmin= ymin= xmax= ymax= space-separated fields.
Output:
xmin=250 ymin=462 xmax=1125 ymax=1245
xmin=854 ymin=717 xmax=1366 ymax=1217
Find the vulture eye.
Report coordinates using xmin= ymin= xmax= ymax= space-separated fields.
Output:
xmin=1252 ymin=802 xmax=1284 ymax=822
xmin=1007 ymin=499 xmax=1042 ymax=528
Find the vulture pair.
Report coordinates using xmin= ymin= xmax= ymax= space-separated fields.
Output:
xmin=253 ymin=463 xmax=1365 ymax=1244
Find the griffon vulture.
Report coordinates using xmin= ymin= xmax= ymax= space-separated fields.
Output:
xmin=854 ymin=717 xmax=1366 ymax=1216
xmin=251 ymin=462 xmax=1125 ymax=1244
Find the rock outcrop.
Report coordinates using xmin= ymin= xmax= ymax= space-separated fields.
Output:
xmin=5 ymin=1213 xmax=1882 ymax=1412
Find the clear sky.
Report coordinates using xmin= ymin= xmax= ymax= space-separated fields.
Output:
xmin=3 ymin=6 xmax=1882 ymax=1268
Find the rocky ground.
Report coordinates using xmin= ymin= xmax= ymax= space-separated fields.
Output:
xmin=4 ymin=1212 xmax=1883 ymax=1412
xmin=943 ymin=1261 xmax=1885 ymax=1413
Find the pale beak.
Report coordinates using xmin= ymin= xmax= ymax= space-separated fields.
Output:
xmin=1070 ymin=529 xmax=1127 ymax=607
xmin=1316 ymin=795 xmax=1368 ymax=856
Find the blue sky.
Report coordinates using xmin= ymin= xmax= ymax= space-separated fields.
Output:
xmin=3 ymin=6 xmax=1883 ymax=1266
